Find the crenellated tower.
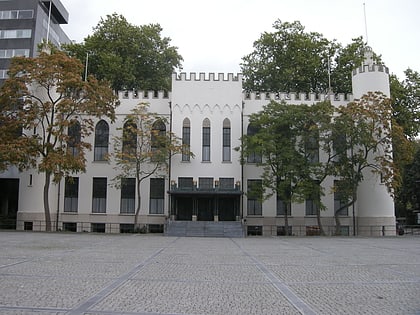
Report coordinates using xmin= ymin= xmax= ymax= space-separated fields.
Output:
xmin=351 ymin=47 xmax=395 ymax=235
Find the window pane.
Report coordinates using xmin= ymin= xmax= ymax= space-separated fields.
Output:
xmin=94 ymin=120 xmax=109 ymax=161
xmin=182 ymin=126 xmax=190 ymax=161
xmin=247 ymin=180 xmax=262 ymax=215
xmin=150 ymin=178 xmax=164 ymax=198
xmin=92 ymin=178 xmax=107 ymax=213
xmin=202 ymin=124 xmax=210 ymax=161
xmin=149 ymin=178 xmax=164 ymax=214
xmin=199 ymin=177 xmax=213 ymax=189
xmin=178 ymin=177 xmax=193 ymax=189
xmin=219 ymin=178 xmax=234 ymax=190
xmin=120 ymin=178 xmax=135 ymax=214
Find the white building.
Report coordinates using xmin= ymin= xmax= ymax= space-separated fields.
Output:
xmin=3 ymin=53 xmax=395 ymax=236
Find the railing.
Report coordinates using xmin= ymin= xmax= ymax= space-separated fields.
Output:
xmin=245 ymin=224 xmax=401 ymax=237
xmin=13 ymin=220 xmax=164 ymax=234
xmin=402 ymin=225 xmax=420 ymax=235
xmin=7 ymin=220 xmax=418 ymax=237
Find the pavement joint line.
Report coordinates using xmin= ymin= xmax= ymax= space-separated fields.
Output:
xmin=66 ymin=237 xmax=180 ymax=315
xmin=0 ymin=305 xmax=69 ymax=313
xmin=231 ymin=238 xmax=318 ymax=315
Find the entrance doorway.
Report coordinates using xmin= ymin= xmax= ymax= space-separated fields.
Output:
xmin=0 ymin=179 xmax=19 ymax=229
xmin=198 ymin=198 xmax=213 ymax=221
xmin=177 ymin=198 xmax=193 ymax=221
xmin=218 ymin=198 xmax=236 ymax=221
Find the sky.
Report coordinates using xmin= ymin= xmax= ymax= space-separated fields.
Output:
xmin=60 ymin=0 xmax=420 ymax=80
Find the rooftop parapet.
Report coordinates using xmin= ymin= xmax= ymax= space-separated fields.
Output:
xmin=118 ymin=90 xmax=170 ymax=100
xmin=173 ymin=72 xmax=242 ymax=82
xmin=243 ymin=91 xmax=353 ymax=102
xmin=352 ymin=64 xmax=389 ymax=76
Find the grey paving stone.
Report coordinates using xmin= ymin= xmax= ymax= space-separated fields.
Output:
xmin=0 ymin=231 xmax=419 ymax=315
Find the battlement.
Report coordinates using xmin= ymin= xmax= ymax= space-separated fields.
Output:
xmin=118 ymin=90 xmax=170 ymax=100
xmin=173 ymin=72 xmax=242 ymax=82
xmin=243 ymin=91 xmax=353 ymax=102
xmin=352 ymin=64 xmax=389 ymax=76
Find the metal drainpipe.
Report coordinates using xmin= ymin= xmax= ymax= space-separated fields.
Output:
xmin=241 ymin=100 xmax=244 ymax=222
xmin=168 ymin=101 xmax=172 ymax=222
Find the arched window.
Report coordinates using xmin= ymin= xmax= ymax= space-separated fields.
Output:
xmin=202 ymin=118 xmax=210 ymax=161
xmin=94 ymin=120 xmax=109 ymax=161
xmin=246 ymin=124 xmax=262 ymax=163
xmin=67 ymin=121 xmax=81 ymax=157
xmin=182 ymin=118 xmax=191 ymax=161
xmin=151 ymin=120 xmax=166 ymax=156
xmin=122 ymin=120 xmax=137 ymax=158
xmin=222 ymin=118 xmax=231 ymax=162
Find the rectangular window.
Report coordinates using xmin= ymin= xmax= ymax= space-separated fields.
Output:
xmin=120 ymin=224 xmax=134 ymax=233
xmin=276 ymin=196 xmax=291 ymax=216
xmin=219 ymin=177 xmax=234 ymax=190
xmin=222 ymin=127 xmax=231 ymax=161
xmin=178 ymin=177 xmax=193 ymax=190
xmin=199 ymin=177 xmax=213 ymax=190
xmin=247 ymin=151 xmax=262 ymax=164
xmin=247 ymin=179 xmax=262 ymax=215
xmin=91 ymin=223 xmax=105 ymax=233
xmin=0 ymin=10 xmax=33 ymax=20
xmin=0 ymin=69 xmax=8 ymax=79
xmin=182 ymin=126 xmax=190 ymax=161
xmin=149 ymin=178 xmax=164 ymax=214
xmin=63 ymin=222 xmax=77 ymax=232
xmin=334 ymin=180 xmax=348 ymax=216
xmin=92 ymin=177 xmax=107 ymax=213
xmin=202 ymin=126 xmax=210 ymax=161
xmin=305 ymin=134 xmax=319 ymax=164
xmin=64 ymin=177 xmax=79 ymax=213
xmin=0 ymin=49 xmax=30 ymax=58
xmin=305 ymin=181 xmax=320 ymax=216
xmin=120 ymin=178 xmax=135 ymax=214
xmin=277 ymin=226 xmax=292 ymax=236
xmin=0 ymin=29 xmax=32 ymax=39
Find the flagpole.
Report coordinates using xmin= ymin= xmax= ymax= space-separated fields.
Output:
xmin=46 ymin=1 xmax=52 ymax=44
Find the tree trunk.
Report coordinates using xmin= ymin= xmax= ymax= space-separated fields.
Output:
xmin=316 ymin=207 xmax=326 ymax=236
xmin=43 ymin=171 xmax=52 ymax=231
xmin=284 ymin=203 xmax=290 ymax=236
xmin=134 ymin=179 xmax=142 ymax=232
xmin=334 ymin=211 xmax=342 ymax=235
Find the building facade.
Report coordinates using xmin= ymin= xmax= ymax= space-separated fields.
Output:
xmin=0 ymin=0 xmax=70 ymax=85
xmin=5 ymin=51 xmax=396 ymax=236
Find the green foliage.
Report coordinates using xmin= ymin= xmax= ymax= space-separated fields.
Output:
xmin=64 ymin=13 xmax=183 ymax=92
xmin=241 ymin=21 xmax=382 ymax=94
xmin=390 ymin=69 xmax=420 ymax=139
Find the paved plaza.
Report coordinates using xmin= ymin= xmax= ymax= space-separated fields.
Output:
xmin=0 ymin=231 xmax=419 ymax=315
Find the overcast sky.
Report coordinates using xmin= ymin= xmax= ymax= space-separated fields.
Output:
xmin=60 ymin=0 xmax=419 ymax=80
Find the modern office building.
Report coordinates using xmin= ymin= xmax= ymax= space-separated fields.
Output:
xmin=9 ymin=49 xmax=396 ymax=236
xmin=0 ymin=0 xmax=71 ymax=85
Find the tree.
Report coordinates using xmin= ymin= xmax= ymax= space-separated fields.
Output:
xmin=241 ymin=21 xmax=382 ymax=95
xmin=390 ymin=69 xmax=420 ymax=221
xmin=241 ymin=20 xmax=337 ymax=93
xmin=241 ymin=100 xmax=335 ymax=235
xmin=64 ymin=13 xmax=183 ymax=92
xmin=0 ymin=47 xmax=118 ymax=231
xmin=390 ymin=69 xmax=420 ymax=139
xmin=332 ymin=92 xmax=397 ymax=234
xmin=112 ymin=103 xmax=190 ymax=230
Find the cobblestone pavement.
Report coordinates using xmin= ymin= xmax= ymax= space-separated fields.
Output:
xmin=0 ymin=232 xmax=419 ymax=315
